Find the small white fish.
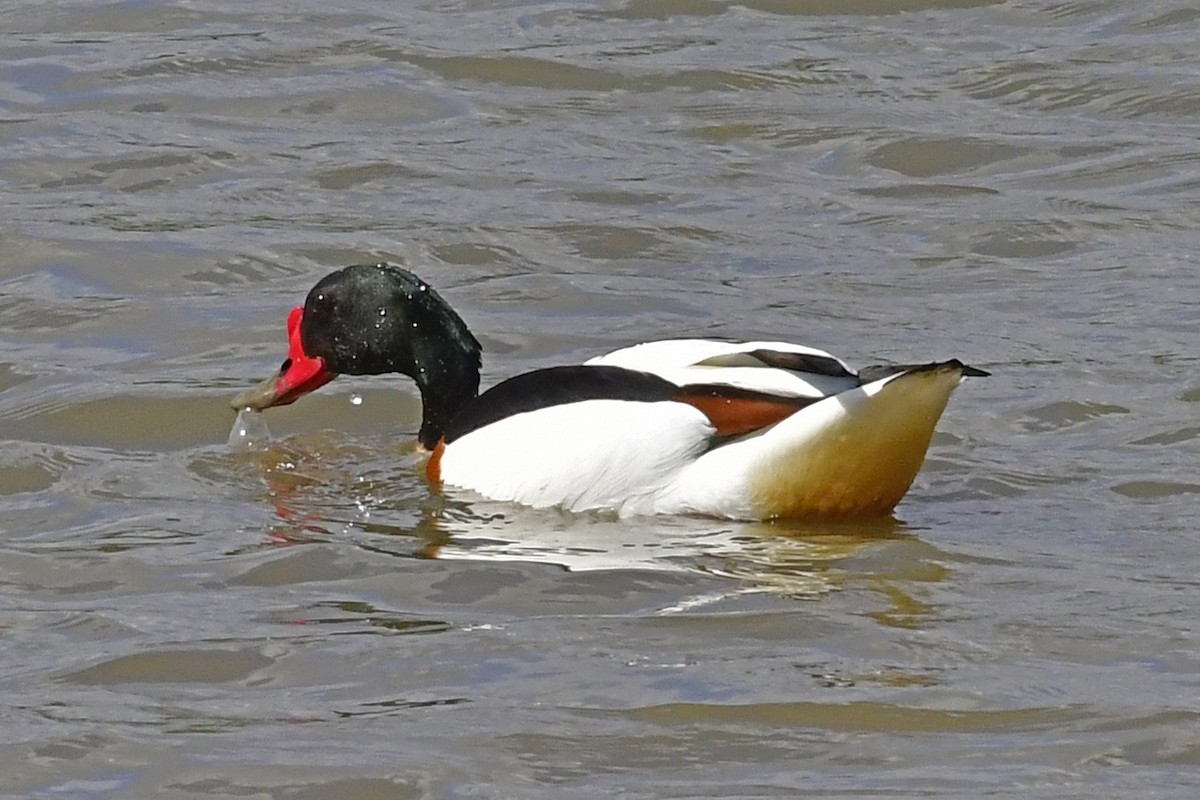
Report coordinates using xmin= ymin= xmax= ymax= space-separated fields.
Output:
xmin=227 ymin=407 xmax=271 ymax=452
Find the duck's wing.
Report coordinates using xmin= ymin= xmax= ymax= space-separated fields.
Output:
xmin=586 ymin=338 xmax=863 ymax=399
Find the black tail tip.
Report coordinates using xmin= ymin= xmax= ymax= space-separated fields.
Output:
xmin=959 ymin=363 xmax=990 ymax=378
xmin=858 ymin=359 xmax=991 ymax=383
xmin=936 ymin=359 xmax=991 ymax=378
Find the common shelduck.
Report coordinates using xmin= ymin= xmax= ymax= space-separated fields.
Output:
xmin=231 ymin=263 xmax=986 ymax=519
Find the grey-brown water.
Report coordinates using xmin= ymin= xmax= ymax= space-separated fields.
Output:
xmin=2 ymin=1 xmax=1198 ymax=796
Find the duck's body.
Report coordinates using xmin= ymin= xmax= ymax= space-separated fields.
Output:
xmin=233 ymin=263 xmax=985 ymax=520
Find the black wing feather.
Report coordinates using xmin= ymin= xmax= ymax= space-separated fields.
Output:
xmin=443 ymin=365 xmax=678 ymax=444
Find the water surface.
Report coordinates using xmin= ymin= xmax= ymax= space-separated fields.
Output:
xmin=2 ymin=0 xmax=1199 ymax=797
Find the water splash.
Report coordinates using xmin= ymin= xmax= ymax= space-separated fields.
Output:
xmin=227 ymin=407 xmax=272 ymax=452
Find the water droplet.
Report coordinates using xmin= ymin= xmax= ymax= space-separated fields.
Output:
xmin=350 ymin=394 xmax=363 ymax=406
xmin=228 ymin=408 xmax=271 ymax=452
xmin=418 ymin=284 xmax=428 ymax=292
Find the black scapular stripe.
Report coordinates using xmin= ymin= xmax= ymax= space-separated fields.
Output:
xmin=747 ymin=348 xmax=856 ymax=378
xmin=442 ymin=365 xmax=679 ymax=444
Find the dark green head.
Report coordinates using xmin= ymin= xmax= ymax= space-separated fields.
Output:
xmin=301 ymin=263 xmax=480 ymax=380
xmin=232 ymin=263 xmax=482 ymax=448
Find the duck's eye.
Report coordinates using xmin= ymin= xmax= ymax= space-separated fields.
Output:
xmin=280 ymin=358 xmax=293 ymax=374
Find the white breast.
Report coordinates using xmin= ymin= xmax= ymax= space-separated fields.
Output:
xmin=438 ymin=399 xmax=716 ymax=516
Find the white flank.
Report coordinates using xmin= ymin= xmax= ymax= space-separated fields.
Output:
xmin=587 ymin=338 xmax=859 ymax=398
xmin=651 ymin=365 xmax=967 ymax=519
xmin=438 ymin=399 xmax=716 ymax=515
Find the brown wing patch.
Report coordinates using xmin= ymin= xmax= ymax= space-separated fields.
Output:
xmin=672 ymin=385 xmax=813 ymax=437
xmin=425 ymin=438 xmax=446 ymax=485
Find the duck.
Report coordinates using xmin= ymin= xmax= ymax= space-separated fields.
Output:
xmin=231 ymin=263 xmax=986 ymax=520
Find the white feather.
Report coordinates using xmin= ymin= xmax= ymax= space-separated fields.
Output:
xmin=587 ymin=338 xmax=859 ymax=398
xmin=439 ymin=399 xmax=715 ymax=515
xmin=652 ymin=366 xmax=966 ymax=519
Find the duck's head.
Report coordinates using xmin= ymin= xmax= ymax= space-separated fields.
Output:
xmin=232 ymin=263 xmax=482 ymax=447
